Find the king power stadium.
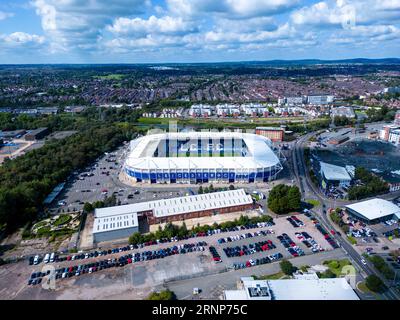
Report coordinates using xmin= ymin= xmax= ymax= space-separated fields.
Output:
xmin=123 ymin=131 xmax=284 ymax=184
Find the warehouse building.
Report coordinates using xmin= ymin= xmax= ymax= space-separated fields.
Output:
xmin=92 ymin=189 xmax=255 ymax=242
xmin=319 ymin=161 xmax=352 ymax=190
xmin=345 ymin=198 xmax=400 ymax=224
xmin=93 ymin=212 xmax=139 ymax=243
xmin=25 ymin=127 xmax=49 ymax=141
xmin=224 ymin=276 xmax=359 ymax=300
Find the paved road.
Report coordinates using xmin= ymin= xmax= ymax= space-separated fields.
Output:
xmin=293 ymin=130 xmax=400 ymax=300
xmin=166 ymin=249 xmax=348 ymax=300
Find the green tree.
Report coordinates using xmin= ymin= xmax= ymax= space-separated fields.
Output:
xmin=83 ymin=202 xmax=94 ymax=213
xmin=147 ymin=289 xmax=176 ymax=300
xmin=280 ymin=259 xmax=296 ymax=275
xmin=365 ymin=275 xmax=385 ymax=293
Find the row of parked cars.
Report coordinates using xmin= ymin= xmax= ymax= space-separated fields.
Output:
xmin=217 ymin=229 xmax=274 ymax=244
xmin=350 ymin=227 xmax=376 ymax=238
xmin=209 ymin=246 xmax=222 ymax=263
xmin=29 ymin=221 xmax=275 ymax=266
xmin=223 ymin=240 xmax=276 ymax=258
xmin=315 ymin=224 xmax=340 ymax=249
xmin=28 ymin=242 xmax=208 ymax=285
xmin=277 ymin=233 xmax=305 ymax=257
xmin=232 ymin=253 xmax=283 ymax=270
xmin=295 ymin=232 xmax=324 ymax=253
xmin=287 ymin=215 xmax=304 ymax=228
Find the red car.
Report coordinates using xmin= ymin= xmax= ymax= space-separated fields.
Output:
xmin=67 ymin=256 xmax=71 ymax=261
xmin=330 ymin=230 xmax=336 ymax=235
xmin=127 ymin=258 xmax=132 ymax=264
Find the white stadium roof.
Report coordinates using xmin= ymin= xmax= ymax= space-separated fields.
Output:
xmin=320 ymin=162 xmax=352 ymax=181
xmin=95 ymin=189 xmax=252 ymax=220
xmin=345 ymin=198 xmax=400 ymax=221
xmin=125 ymin=132 xmax=281 ymax=171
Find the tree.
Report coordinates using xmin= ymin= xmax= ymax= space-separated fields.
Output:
xmin=128 ymin=232 xmax=144 ymax=245
xmin=319 ymin=269 xmax=336 ymax=278
xmin=147 ymin=289 xmax=176 ymax=300
xmin=268 ymin=184 xmax=301 ymax=215
xmin=198 ymin=186 xmax=203 ymax=194
xmin=83 ymin=202 xmax=93 ymax=213
xmin=365 ymin=275 xmax=385 ymax=293
xmin=280 ymin=259 xmax=296 ymax=275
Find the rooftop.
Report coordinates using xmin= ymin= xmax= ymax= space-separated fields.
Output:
xmin=345 ymin=198 xmax=400 ymax=221
xmin=125 ymin=132 xmax=281 ymax=170
xmin=225 ymin=278 xmax=359 ymax=300
xmin=95 ymin=189 xmax=253 ymax=219
xmin=320 ymin=161 xmax=352 ymax=181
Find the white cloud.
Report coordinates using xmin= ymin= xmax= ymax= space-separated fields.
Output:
xmin=31 ymin=0 xmax=151 ymax=52
xmin=166 ymin=0 xmax=299 ymax=19
xmin=291 ymin=0 xmax=400 ymax=27
xmin=0 ymin=11 xmax=14 ymax=20
xmin=0 ymin=32 xmax=45 ymax=51
xmin=108 ymin=16 xmax=198 ymax=37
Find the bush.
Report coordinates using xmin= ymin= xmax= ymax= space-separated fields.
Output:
xmin=365 ymin=275 xmax=385 ymax=293
xmin=53 ymin=214 xmax=71 ymax=226
xmin=280 ymin=260 xmax=296 ymax=275
xmin=147 ymin=290 xmax=176 ymax=300
xmin=128 ymin=214 xmax=274 ymax=244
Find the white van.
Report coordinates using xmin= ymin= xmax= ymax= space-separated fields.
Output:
xmin=49 ymin=252 xmax=55 ymax=263
xmin=43 ymin=253 xmax=50 ymax=264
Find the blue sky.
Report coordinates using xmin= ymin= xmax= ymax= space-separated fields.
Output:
xmin=0 ymin=0 xmax=399 ymax=64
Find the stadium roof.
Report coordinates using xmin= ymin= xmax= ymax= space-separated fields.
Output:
xmin=125 ymin=132 xmax=281 ymax=171
xmin=320 ymin=162 xmax=352 ymax=181
xmin=95 ymin=189 xmax=252 ymax=219
xmin=93 ymin=213 xmax=138 ymax=235
xmin=224 ymin=278 xmax=359 ymax=300
xmin=345 ymin=198 xmax=400 ymax=221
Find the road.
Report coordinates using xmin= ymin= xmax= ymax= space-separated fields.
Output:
xmin=292 ymin=131 xmax=400 ymax=300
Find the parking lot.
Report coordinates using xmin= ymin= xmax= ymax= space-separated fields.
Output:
xmin=0 ymin=211 xmax=345 ymax=300
xmin=48 ymin=143 xmax=195 ymax=215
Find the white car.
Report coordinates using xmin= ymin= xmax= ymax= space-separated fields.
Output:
xmin=33 ymin=255 xmax=39 ymax=265
xmin=361 ymin=259 xmax=367 ymax=265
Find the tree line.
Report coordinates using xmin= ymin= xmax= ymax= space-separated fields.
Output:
xmin=0 ymin=124 xmax=134 ymax=233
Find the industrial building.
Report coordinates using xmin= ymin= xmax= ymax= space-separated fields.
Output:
xmin=123 ymin=131 xmax=283 ymax=184
xmin=327 ymin=135 xmax=350 ymax=145
xmin=319 ymin=161 xmax=352 ymax=190
xmin=92 ymin=189 xmax=256 ymax=242
xmin=345 ymin=198 xmax=400 ymax=224
xmin=330 ymin=106 xmax=355 ymax=118
xmin=255 ymin=127 xmax=285 ymax=142
xmin=0 ymin=129 xmax=26 ymax=139
xmin=224 ymin=275 xmax=359 ymax=300
xmin=24 ymin=127 xmax=49 ymax=141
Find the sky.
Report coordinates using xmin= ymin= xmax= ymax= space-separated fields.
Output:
xmin=0 ymin=0 xmax=399 ymax=64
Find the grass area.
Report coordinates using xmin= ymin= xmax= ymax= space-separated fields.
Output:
xmin=347 ymin=236 xmax=357 ymax=245
xmin=53 ymin=214 xmax=72 ymax=226
xmin=357 ymin=281 xmax=382 ymax=299
xmin=94 ymin=74 xmax=124 ymax=80
xmin=323 ymin=259 xmax=352 ymax=277
xmin=255 ymin=271 xmax=290 ymax=280
xmin=306 ymin=199 xmax=320 ymax=208
xmin=137 ymin=117 xmax=327 ymax=129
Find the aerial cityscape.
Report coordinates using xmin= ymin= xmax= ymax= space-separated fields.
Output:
xmin=0 ymin=0 xmax=399 ymax=306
